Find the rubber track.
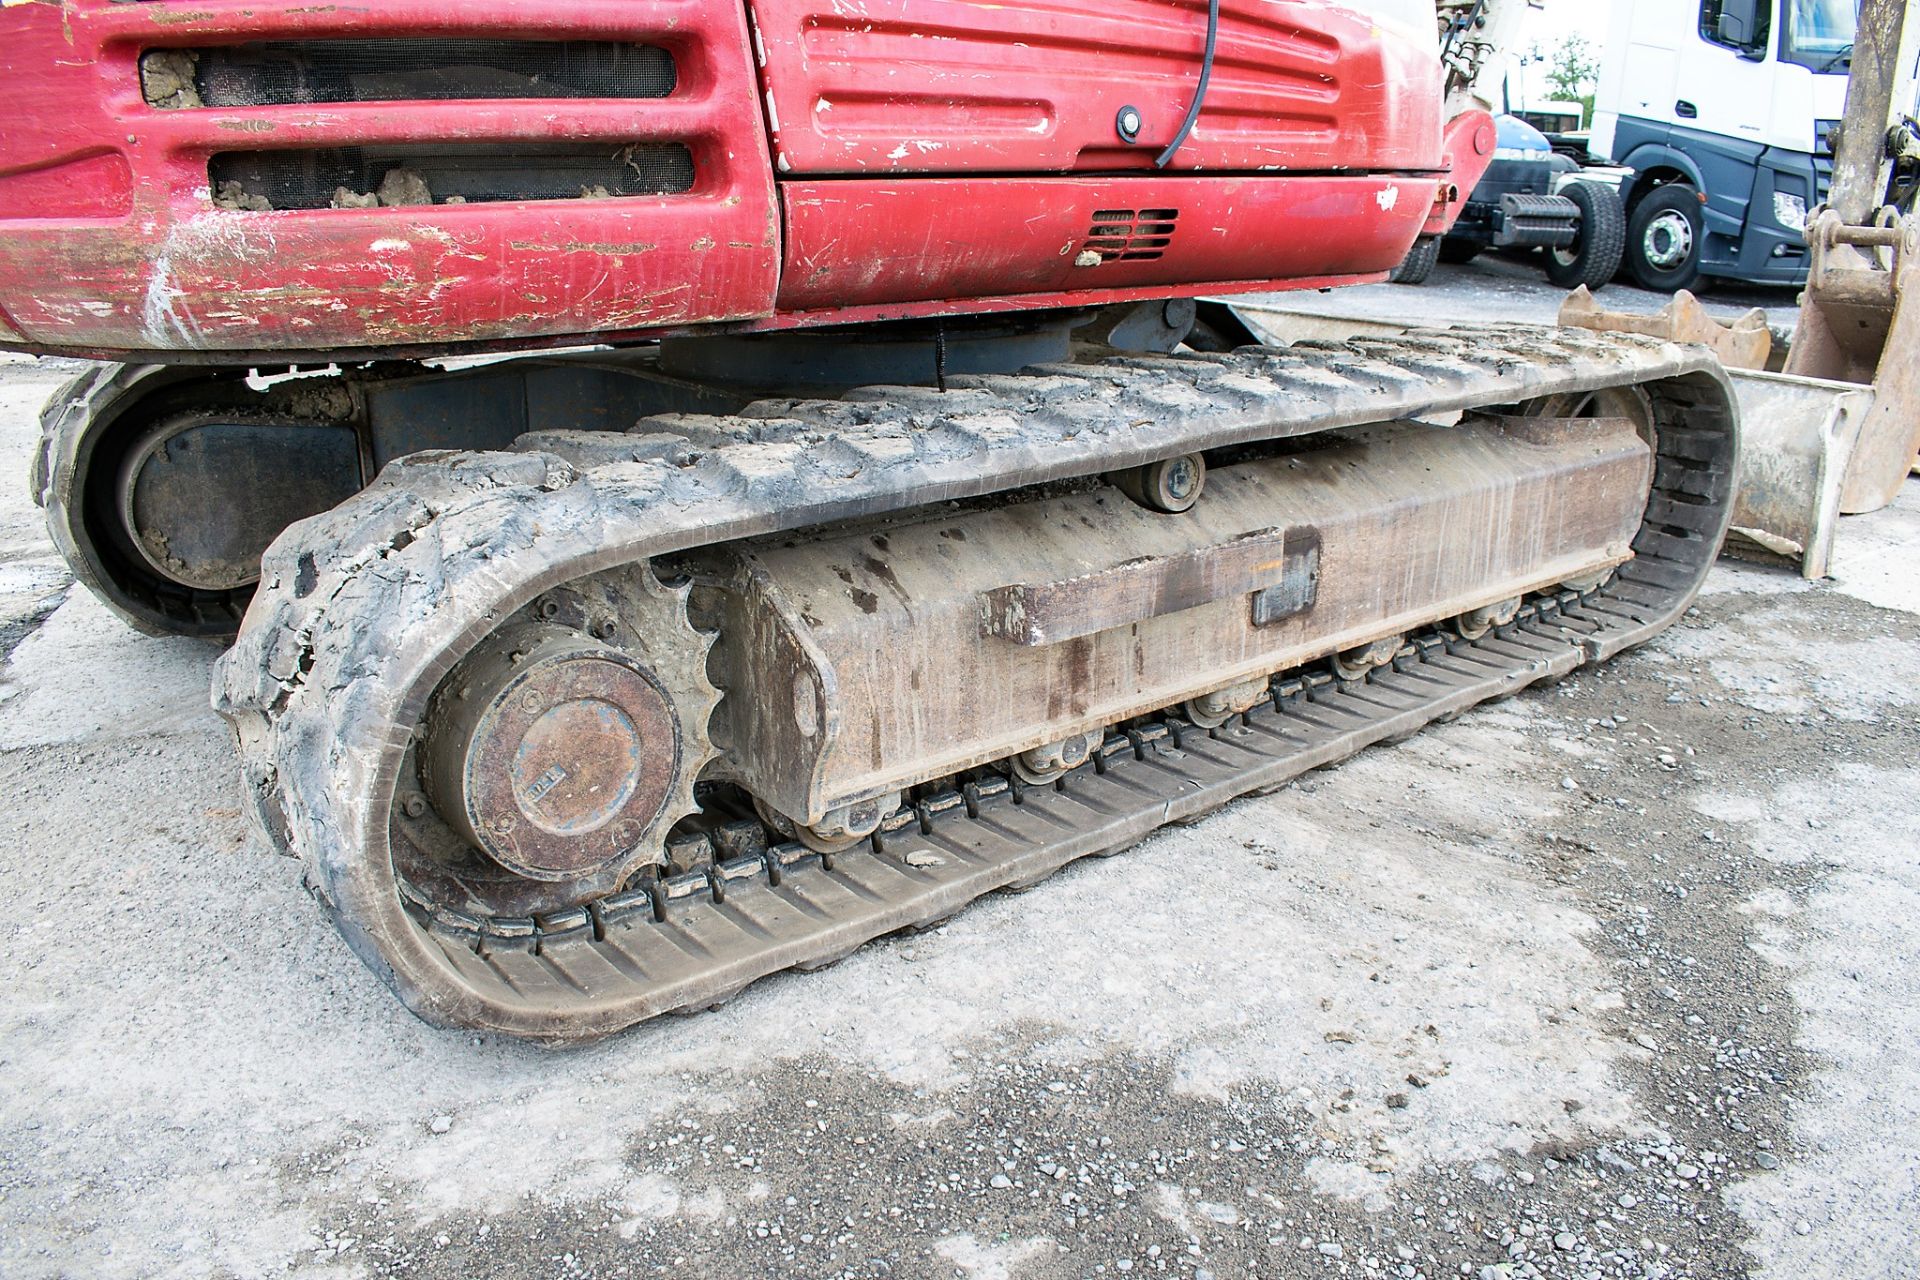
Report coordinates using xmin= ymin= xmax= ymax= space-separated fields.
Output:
xmin=35 ymin=361 xmax=254 ymax=637
xmin=213 ymin=326 xmax=1739 ymax=1039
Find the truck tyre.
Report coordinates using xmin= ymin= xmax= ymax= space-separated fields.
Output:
xmin=1625 ymin=184 xmax=1704 ymax=292
xmin=1389 ymin=235 xmax=1441 ymax=285
xmin=1438 ymin=238 xmax=1482 ymax=264
xmin=1545 ymin=181 xmax=1627 ymax=290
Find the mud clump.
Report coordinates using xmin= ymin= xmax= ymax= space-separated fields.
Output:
xmin=140 ymin=49 xmax=201 ymax=110
xmin=376 ymin=168 xmax=434 ymax=207
xmin=213 ymin=181 xmax=272 ymax=212
xmin=330 ymin=168 xmax=435 ymax=209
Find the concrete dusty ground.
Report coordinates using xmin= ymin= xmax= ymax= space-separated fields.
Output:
xmin=1 ymin=264 xmax=1916 ymax=1280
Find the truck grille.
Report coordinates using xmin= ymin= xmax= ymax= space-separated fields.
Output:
xmin=1814 ymin=118 xmax=1839 ymax=203
xmin=143 ymin=40 xmax=676 ymax=109
xmin=208 ymin=143 xmax=696 ymax=211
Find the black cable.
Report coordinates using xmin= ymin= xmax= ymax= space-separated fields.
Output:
xmin=934 ymin=320 xmax=948 ymax=393
xmin=1154 ymin=0 xmax=1220 ymax=169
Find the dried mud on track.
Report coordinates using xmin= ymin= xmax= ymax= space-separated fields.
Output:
xmin=0 ymin=354 xmax=1915 ymax=1280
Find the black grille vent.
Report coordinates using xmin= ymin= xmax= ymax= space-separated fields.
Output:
xmin=147 ymin=40 xmax=675 ymax=109
xmin=1814 ymin=118 xmax=1840 ymax=203
xmin=208 ymin=143 xmax=695 ymax=211
xmin=1084 ymin=208 xmax=1179 ymax=262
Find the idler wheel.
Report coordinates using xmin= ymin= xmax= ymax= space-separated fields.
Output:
xmin=115 ymin=413 xmax=363 ymax=593
xmin=424 ymin=626 xmax=684 ymax=882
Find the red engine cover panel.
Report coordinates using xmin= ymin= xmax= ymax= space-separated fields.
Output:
xmin=777 ymin=173 xmax=1440 ymax=310
xmin=0 ymin=0 xmax=1471 ymax=360
xmin=749 ymin=0 xmax=1442 ymax=174
xmin=0 ymin=1 xmax=780 ymax=354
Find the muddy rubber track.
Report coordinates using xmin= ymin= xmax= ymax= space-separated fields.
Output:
xmin=213 ymin=327 xmax=1738 ymax=1039
xmin=35 ymin=361 xmax=255 ymax=638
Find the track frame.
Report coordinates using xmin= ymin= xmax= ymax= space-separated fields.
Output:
xmin=214 ymin=327 xmax=1739 ymax=1039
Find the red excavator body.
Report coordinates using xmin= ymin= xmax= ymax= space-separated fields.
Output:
xmin=0 ymin=0 xmax=1488 ymax=361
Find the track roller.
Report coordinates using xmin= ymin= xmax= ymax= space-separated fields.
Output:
xmin=1183 ymin=678 xmax=1271 ymax=729
xmin=1453 ymin=597 xmax=1523 ymax=641
xmin=1331 ymin=635 xmax=1406 ymax=682
xmin=1111 ymin=453 xmax=1206 ymax=513
xmin=756 ymin=793 xmax=903 ymax=855
xmin=1009 ymin=731 xmax=1106 ymax=784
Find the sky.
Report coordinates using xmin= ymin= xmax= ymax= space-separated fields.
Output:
xmin=1510 ymin=0 xmax=1618 ymax=107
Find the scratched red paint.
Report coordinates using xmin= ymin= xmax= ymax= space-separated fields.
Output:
xmin=0 ymin=0 xmax=1488 ymax=361
xmin=750 ymin=0 xmax=1439 ymax=176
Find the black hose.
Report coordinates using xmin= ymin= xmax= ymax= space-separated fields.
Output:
xmin=1154 ymin=0 xmax=1220 ymax=168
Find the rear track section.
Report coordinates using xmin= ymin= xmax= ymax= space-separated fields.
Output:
xmin=214 ymin=327 xmax=1738 ymax=1040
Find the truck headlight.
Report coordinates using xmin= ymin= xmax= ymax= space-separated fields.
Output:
xmin=1773 ymin=191 xmax=1808 ymax=232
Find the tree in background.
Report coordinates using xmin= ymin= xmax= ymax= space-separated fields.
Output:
xmin=1527 ymin=34 xmax=1600 ymax=126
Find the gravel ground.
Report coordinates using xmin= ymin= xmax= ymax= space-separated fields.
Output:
xmin=0 ymin=264 xmax=1915 ymax=1280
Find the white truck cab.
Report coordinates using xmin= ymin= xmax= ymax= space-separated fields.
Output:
xmin=1591 ymin=0 xmax=1920 ymax=289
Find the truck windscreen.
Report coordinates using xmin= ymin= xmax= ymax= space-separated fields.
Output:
xmin=1784 ymin=0 xmax=1858 ymax=72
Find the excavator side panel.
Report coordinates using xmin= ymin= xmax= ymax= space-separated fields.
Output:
xmin=0 ymin=1 xmax=782 ymax=354
xmin=0 ymin=1 xmax=1485 ymax=360
xmin=747 ymin=0 xmax=1443 ymax=174
xmin=775 ymin=174 xmax=1441 ymax=310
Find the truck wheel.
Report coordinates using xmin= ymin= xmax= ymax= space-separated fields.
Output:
xmin=1389 ymin=235 xmax=1441 ymax=285
xmin=1545 ymin=181 xmax=1627 ymax=290
xmin=1625 ymin=184 xmax=1704 ymax=292
xmin=1438 ymin=238 xmax=1482 ymax=264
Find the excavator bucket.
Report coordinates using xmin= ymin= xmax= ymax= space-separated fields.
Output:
xmin=1554 ymin=286 xmax=1873 ymax=582
xmin=1780 ymin=210 xmax=1920 ymax=513
xmin=1557 ymin=208 xmax=1920 ymax=579
xmin=1714 ymin=371 xmax=1873 ymax=580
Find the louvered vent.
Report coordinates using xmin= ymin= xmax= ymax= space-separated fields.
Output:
xmin=142 ymin=40 xmax=676 ymax=109
xmin=208 ymin=142 xmax=695 ymax=211
xmin=1084 ymin=208 xmax=1179 ymax=262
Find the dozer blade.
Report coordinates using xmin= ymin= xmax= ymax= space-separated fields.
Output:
xmin=214 ymin=327 xmax=1737 ymax=1040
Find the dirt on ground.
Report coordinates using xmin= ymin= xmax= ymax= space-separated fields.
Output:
xmin=0 ymin=276 xmax=1914 ymax=1280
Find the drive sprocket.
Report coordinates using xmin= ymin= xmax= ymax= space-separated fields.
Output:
xmin=393 ymin=565 xmax=721 ymax=926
